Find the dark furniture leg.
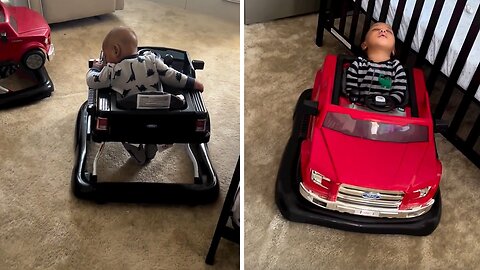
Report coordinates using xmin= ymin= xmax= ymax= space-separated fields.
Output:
xmin=316 ymin=0 xmax=329 ymax=47
xmin=205 ymin=157 xmax=240 ymax=265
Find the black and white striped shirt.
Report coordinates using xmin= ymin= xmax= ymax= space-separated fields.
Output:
xmin=344 ymin=57 xmax=407 ymax=105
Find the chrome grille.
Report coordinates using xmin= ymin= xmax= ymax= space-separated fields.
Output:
xmin=337 ymin=185 xmax=404 ymax=209
xmin=98 ymin=96 xmax=110 ymax=111
xmin=189 ymin=91 xmax=206 ymax=112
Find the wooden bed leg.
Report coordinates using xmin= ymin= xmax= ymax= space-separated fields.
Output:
xmin=205 ymin=158 xmax=240 ymax=265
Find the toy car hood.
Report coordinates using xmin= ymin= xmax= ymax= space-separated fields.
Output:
xmin=313 ymin=128 xmax=436 ymax=191
xmin=3 ymin=4 xmax=49 ymax=36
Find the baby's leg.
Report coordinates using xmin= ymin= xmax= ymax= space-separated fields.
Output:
xmin=122 ymin=143 xmax=147 ymax=164
xmin=145 ymin=144 xmax=158 ymax=160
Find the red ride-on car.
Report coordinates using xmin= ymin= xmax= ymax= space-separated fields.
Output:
xmin=276 ymin=55 xmax=444 ymax=236
xmin=0 ymin=2 xmax=54 ymax=70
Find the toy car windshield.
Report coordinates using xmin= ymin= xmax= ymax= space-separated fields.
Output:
xmin=323 ymin=112 xmax=429 ymax=143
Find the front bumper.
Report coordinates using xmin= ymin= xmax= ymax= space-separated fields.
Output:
xmin=47 ymin=44 xmax=54 ymax=59
xmin=299 ymin=182 xmax=435 ymax=219
xmin=275 ymin=89 xmax=442 ymax=236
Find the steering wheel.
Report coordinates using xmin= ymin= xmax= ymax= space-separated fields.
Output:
xmin=138 ymin=48 xmax=160 ymax=57
xmin=138 ymin=49 xmax=173 ymax=66
xmin=348 ymin=90 xmax=396 ymax=112
xmin=364 ymin=94 xmax=396 ymax=112
xmin=162 ymin=54 xmax=174 ymax=66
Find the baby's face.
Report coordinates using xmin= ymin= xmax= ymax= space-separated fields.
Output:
xmin=364 ymin=23 xmax=395 ymax=52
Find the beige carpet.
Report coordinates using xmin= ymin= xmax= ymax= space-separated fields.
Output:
xmin=245 ymin=15 xmax=480 ymax=269
xmin=0 ymin=1 xmax=239 ymax=269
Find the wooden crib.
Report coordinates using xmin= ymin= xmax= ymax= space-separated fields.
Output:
xmin=316 ymin=0 xmax=480 ymax=167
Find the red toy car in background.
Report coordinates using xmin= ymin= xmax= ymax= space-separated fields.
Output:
xmin=276 ymin=55 xmax=443 ymax=236
xmin=0 ymin=2 xmax=53 ymax=70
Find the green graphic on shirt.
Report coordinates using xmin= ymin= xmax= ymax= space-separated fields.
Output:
xmin=378 ymin=74 xmax=392 ymax=89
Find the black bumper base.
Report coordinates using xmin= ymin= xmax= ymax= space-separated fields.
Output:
xmin=275 ymin=89 xmax=442 ymax=236
xmin=0 ymin=67 xmax=54 ymax=109
xmin=72 ymin=102 xmax=219 ymax=204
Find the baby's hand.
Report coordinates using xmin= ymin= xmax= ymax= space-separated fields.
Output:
xmin=92 ymin=59 xmax=105 ymax=70
xmin=194 ymin=80 xmax=204 ymax=92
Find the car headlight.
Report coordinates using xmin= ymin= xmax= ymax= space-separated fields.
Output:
xmin=414 ymin=186 xmax=431 ymax=198
xmin=311 ymin=170 xmax=331 ymax=189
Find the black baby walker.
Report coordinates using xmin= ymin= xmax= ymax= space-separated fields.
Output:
xmin=0 ymin=64 xmax=54 ymax=108
xmin=72 ymin=47 xmax=219 ymax=204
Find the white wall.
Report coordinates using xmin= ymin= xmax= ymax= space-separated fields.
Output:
xmin=150 ymin=0 xmax=239 ymax=23
xmin=245 ymin=0 xmax=319 ymax=24
xmin=2 ymin=0 xmax=239 ymax=23
xmin=1 ymin=0 xmax=28 ymax=5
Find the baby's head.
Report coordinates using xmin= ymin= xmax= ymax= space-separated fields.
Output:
xmin=361 ymin=22 xmax=396 ymax=58
xmin=102 ymin=26 xmax=138 ymax=64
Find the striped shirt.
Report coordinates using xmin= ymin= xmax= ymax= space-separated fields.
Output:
xmin=344 ymin=57 xmax=407 ymax=105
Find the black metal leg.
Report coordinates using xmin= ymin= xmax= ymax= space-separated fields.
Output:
xmin=205 ymin=157 xmax=240 ymax=265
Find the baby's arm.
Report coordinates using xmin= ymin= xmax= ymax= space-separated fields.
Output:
xmin=154 ymin=57 xmax=203 ymax=91
xmin=86 ymin=63 xmax=114 ymax=89
xmin=344 ymin=60 xmax=360 ymax=96
xmin=390 ymin=62 xmax=408 ymax=105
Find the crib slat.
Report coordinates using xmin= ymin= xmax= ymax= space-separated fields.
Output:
xmin=349 ymin=0 xmax=362 ymax=46
xmin=327 ymin=0 xmax=336 ymax=30
xmin=316 ymin=0 xmax=328 ymax=47
xmin=465 ymin=114 xmax=480 ymax=149
xmin=339 ymin=0 xmax=349 ymax=34
xmin=379 ymin=0 xmax=391 ymax=22
xmin=391 ymin=0 xmax=406 ymax=35
xmin=434 ymin=3 xmax=480 ymax=119
xmin=399 ymin=0 xmax=425 ymax=63
xmin=449 ymin=64 xmax=480 ymax=135
xmin=416 ymin=0 xmax=445 ymax=66
xmin=361 ymin=0 xmax=376 ymax=40
xmin=426 ymin=0 xmax=467 ymax=93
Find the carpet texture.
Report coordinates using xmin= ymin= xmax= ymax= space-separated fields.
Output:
xmin=245 ymin=15 xmax=480 ymax=269
xmin=0 ymin=1 xmax=239 ymax=269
